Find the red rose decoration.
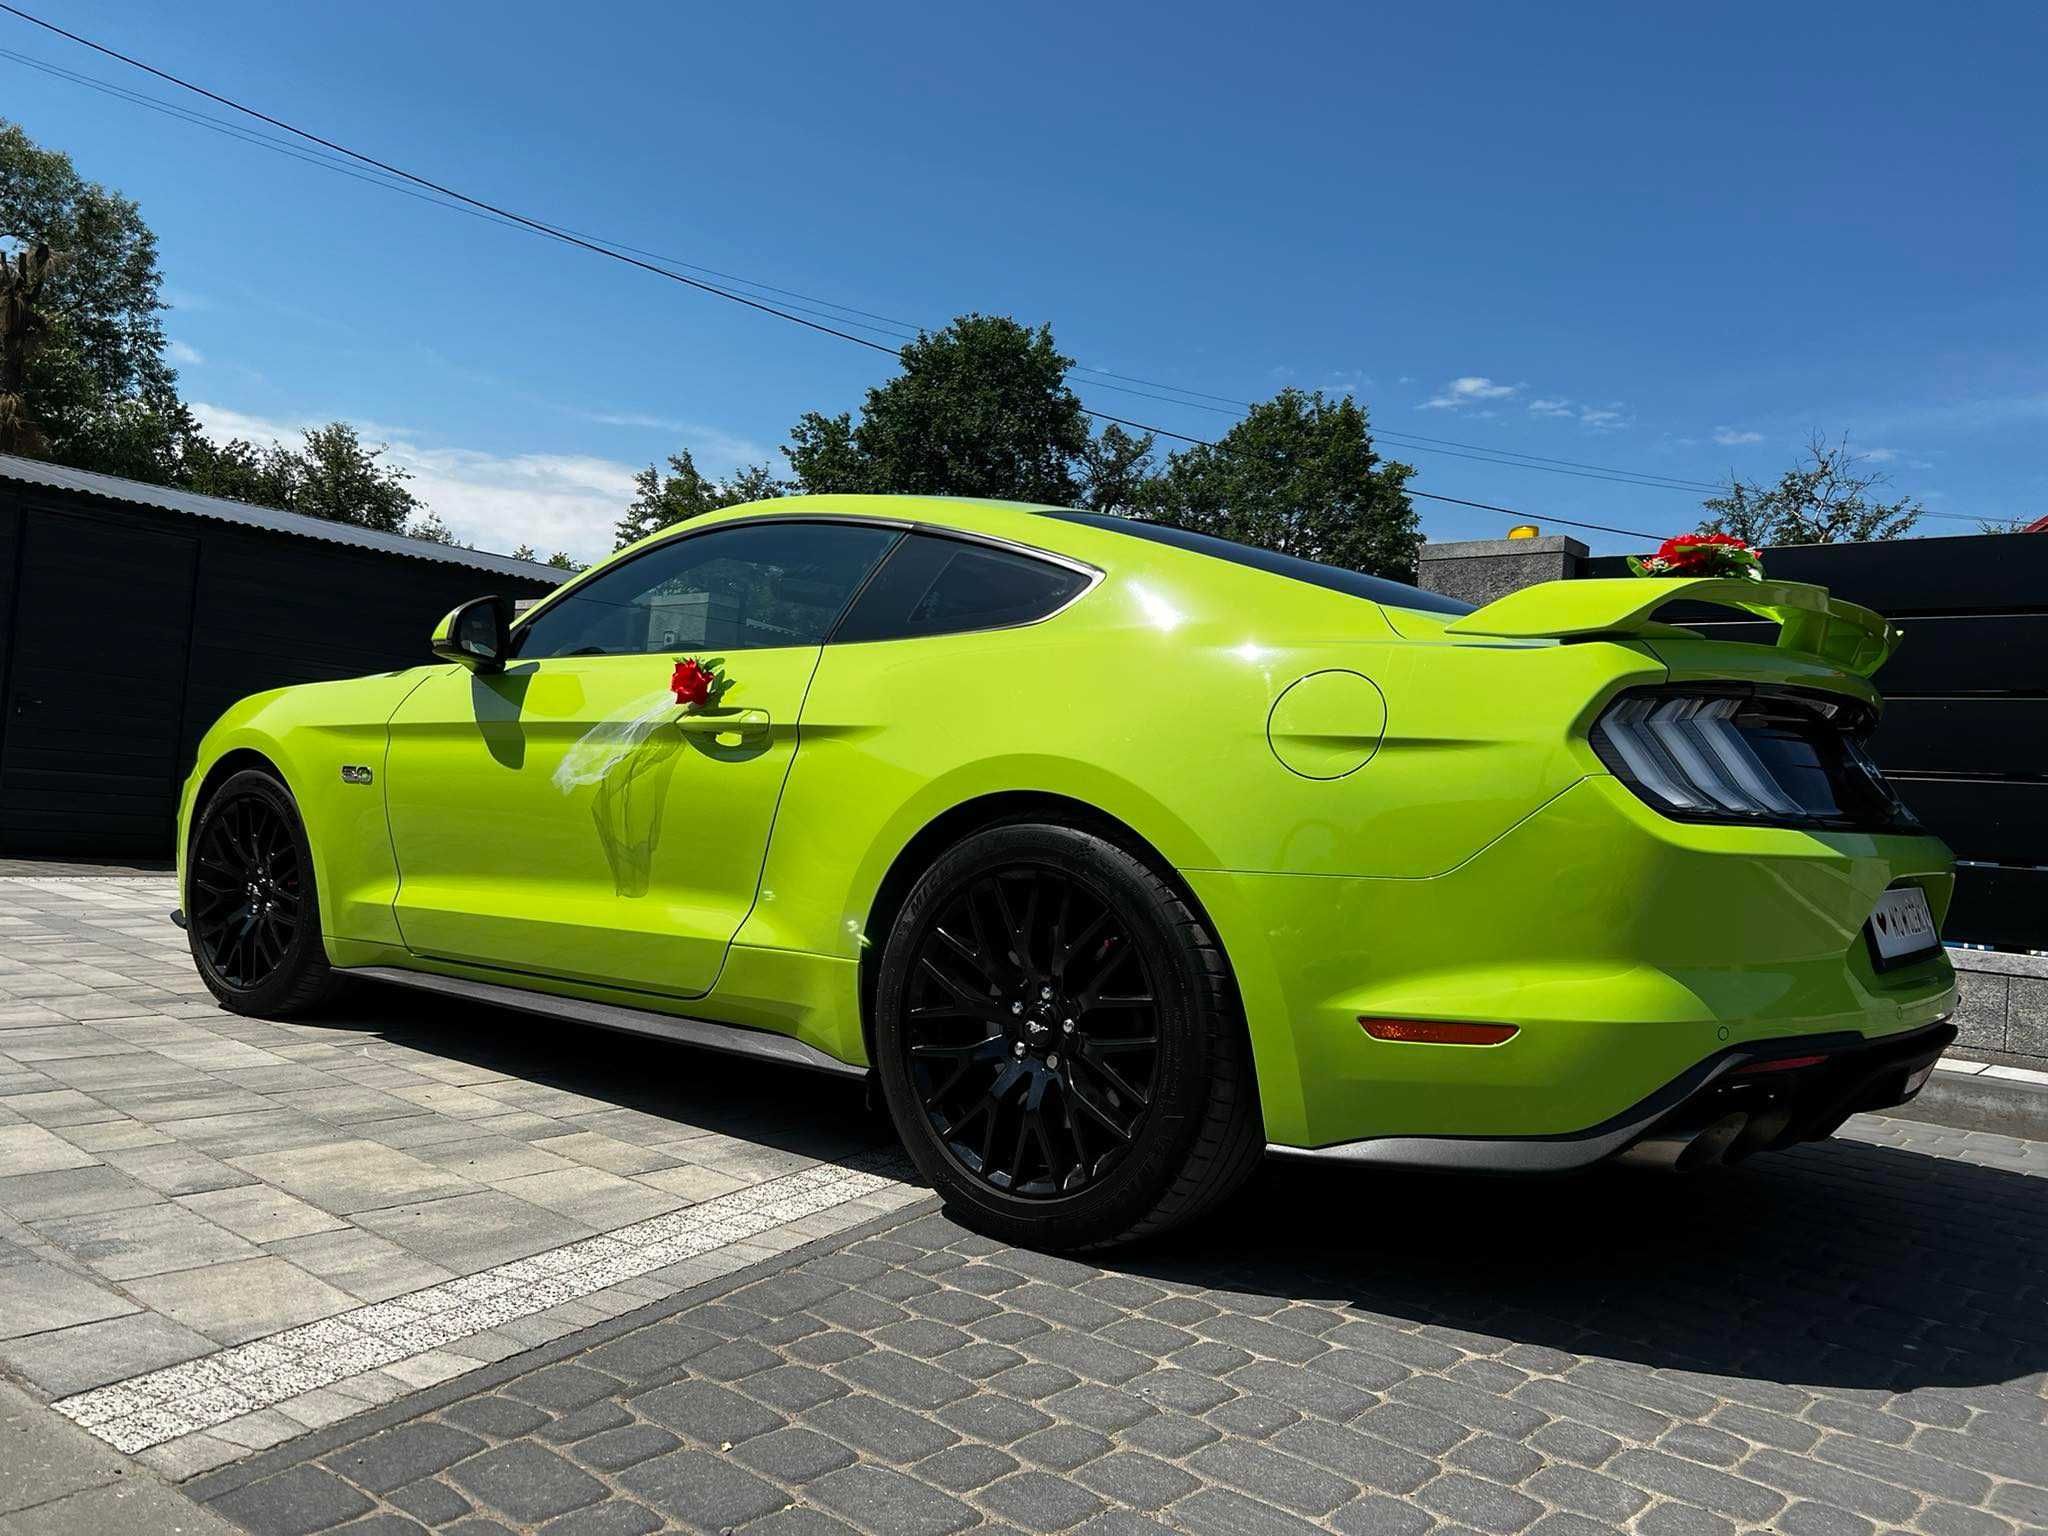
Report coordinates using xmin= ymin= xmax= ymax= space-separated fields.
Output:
xmin=1628 ymin=531 xmax=1763 ymax=581
xmin=1656 ymin=532 xmax=1750 ymax=572
xmin=670 ymin=658 xmax=716 ymax=707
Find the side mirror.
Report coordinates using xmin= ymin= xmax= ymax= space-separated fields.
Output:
xmin=431 ymin=596 xmax=510 ymax=672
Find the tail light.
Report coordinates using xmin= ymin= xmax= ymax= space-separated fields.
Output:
xmin=1589 ymin=686 xmax=1919 ymax=833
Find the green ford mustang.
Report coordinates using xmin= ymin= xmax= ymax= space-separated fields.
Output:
xmin=176 ymin=496 xmax=1957 ymax=1248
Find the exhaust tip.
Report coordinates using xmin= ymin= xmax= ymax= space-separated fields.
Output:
xmin=1620 ymin=1112 xmax=1749 ymax=1173
xmin=1681 ymin=1113 xmax=1749 ymax=1170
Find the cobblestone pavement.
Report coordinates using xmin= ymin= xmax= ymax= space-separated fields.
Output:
xmin=0 ymin=877 xmax=914 ymax=1482
xmin=185 ymin=1114 xmax=2048 ymax=1536
xmin=9 ymin=875 xmax=2048 ymax=1535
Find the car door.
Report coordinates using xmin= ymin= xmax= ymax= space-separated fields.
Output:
xmin=384 ymin=518 xmax=902 ymax=996
xmin=743 ymin=530 xmax=1101 ymax=980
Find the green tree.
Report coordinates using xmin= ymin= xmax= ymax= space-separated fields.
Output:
xmin=183 ymin=423 xmax=419 ymax=531
xmin=612 ymin=448 xmax=786 ymax=549
xmin=0 ymin=240 xmax=56 ymax=454
xmin=1078 ymin=421 xmax=1156 ymax=513
xmin=1 ymin=117 xmax=190 ymax=476
xmin=1702 ymin=434 xmax=1922 ymax=545
xmin=405 ymin=509 xmax=462 ymax=545
xmin=1134 ymin=388 xmax=1420 ymax=579
xmin=721 ymin=461 xmax=792 ymax=506
xmin=272 ymin=423 xmax=420 ymax=532
xmin=783 ymin=409 xmax=869 ymax=494
xmin=785 ymin=314 xmax=1126 ymax=506
xmin=179 ymin=433 xmax=287 ymax=503
xmin=513 ymin=543 xmax=581 ymax=569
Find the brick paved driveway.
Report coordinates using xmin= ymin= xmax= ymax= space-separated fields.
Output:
xmin=0 ymin=876 xmax=915 ymax=1483
xmin=188 ymin=1121 xmax=2048 ymax=1536
xmin=5 ymin=875 xmax=2046 ymax=1535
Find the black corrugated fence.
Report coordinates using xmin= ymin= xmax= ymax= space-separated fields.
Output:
xmin=0 ymin=465 xmax=564 ymax=858
xmin=1584 ymin=532 xmax=2047 ymax=951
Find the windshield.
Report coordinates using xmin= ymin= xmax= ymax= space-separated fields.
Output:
xmin=1042 ymin=511 xmax=1475 ymax=617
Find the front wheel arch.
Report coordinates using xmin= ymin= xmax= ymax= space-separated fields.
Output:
xmin=184 ymin=749 xmax=287 ymax=882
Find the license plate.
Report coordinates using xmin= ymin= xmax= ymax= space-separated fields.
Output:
xmin=1866 ymin=885 xmax=1939 ymax=970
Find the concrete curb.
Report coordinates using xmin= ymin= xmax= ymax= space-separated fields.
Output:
xmin=1881 ymin=1058 xmax=2048 ymax=1142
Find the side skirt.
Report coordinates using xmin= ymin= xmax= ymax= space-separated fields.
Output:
xmin=350 ymin=966 xmax=867 ymax=1081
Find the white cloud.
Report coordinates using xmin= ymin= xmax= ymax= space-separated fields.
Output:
xmin=1712 ymin=427 xmax=1764 ymax=445
xmin=1421 ymin=376 xmax=1521 ymax=410
xmin=169 ymin=340 xmax=206 ymax=365
xmin=1861 ymin=447 xmax=1898 ymax=462
xmin=1527 ymin=398 xmax=1635 ymax=431
xmin=571 ymin=409 xmax=776 ymax=467
xmin=579 ymin=409 xmax=685 ymax=431
xmin=190 ymin=403 xmax=717 ymax=562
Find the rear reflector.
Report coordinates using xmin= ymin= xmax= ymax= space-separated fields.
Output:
xmin=1733 ymin=1054 xmax=1830 ymax=1075
xmin=1360 ymin=1018 xmax=1518 ymax=1046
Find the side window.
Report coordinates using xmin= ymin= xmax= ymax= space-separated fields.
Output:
xmin=832 ymin=533 xmax=1091 ymax=644
xmin=513 ymin=522 xmax=900 ymax=660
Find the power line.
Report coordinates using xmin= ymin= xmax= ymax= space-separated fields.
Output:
xmin=0 ymin=10 xmax=910 ymax=358
xmin=18 ymin=43 xmax=1991 ymax=535
xmin=0 ymin=3 xmax=1671 ymax=541
xmin=20 ymin=30 xmax=1990 ymax=532
xmin=1079 ymin=410 xmax=1665 ymax=539
xmin=7 ymin=40 xmax=1721 ymax=501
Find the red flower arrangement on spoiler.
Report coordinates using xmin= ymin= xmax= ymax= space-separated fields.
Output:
xmin=670 ymin=656 xmax=733 ymax=709
xmin=1627 ymin=531 xmax=1764 ymax=581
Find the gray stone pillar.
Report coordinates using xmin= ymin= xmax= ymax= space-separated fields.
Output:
xmin=1416 ymin=535 xmax=1589 ymax=607
xmin=643 ymin=592 xmax=742 ymax=650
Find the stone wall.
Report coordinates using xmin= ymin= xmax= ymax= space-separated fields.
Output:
xmin=1416 ymin=534 xmax=1587 ymax=607
xmin=1950 ymin=947 xmax=2048 ymax=1067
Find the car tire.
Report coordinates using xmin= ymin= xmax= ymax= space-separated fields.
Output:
xmin=186 ymin=767 xmax=342 ymax=1019
xmin=874 ymin=820 xmax=1262 ymax=1250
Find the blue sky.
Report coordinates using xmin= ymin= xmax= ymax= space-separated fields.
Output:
xmin=4 ymin=1 xmax=2041 ymax=560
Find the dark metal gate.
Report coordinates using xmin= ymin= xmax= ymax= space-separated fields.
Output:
xmin=2 ymin=511 xmax=199 ymax=852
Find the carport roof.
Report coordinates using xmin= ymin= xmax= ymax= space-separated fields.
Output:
xmin=0 ymin=452 xmax=570 ymax=584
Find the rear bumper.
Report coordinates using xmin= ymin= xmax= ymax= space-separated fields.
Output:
xmin=1271 ymin=1017 xmax=1955 ymax=1172
xmin=1193 ymin=773 xmax=1959 ymax=1149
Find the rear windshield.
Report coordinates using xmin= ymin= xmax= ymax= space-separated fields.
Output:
xmin=1042 ymin=511 xmax=1475 ymax=617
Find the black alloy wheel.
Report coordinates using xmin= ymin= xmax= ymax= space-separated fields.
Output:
xmin=186 ymin=768 xmax=340 ymax=1017
xmin=905 ymin=864 xmax=1162 ymax=1198
xmin=874 ymin=820 xmax=1262 ymax=1250
xmin=190 ymin=788 xmax=303 ymax=988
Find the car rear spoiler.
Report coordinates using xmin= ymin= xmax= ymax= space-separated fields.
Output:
xmin=1442 ymin=577 xmax=1902 ymax=678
